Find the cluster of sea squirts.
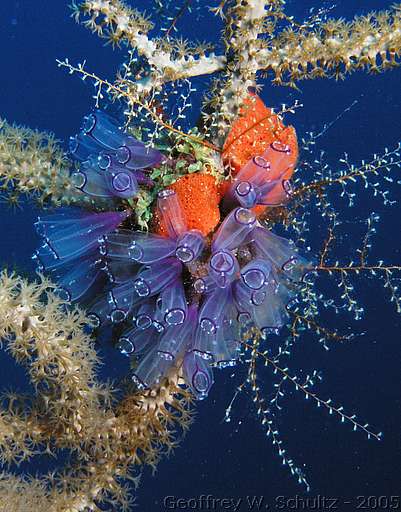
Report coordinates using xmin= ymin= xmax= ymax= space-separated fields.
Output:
xmin=34 ymin=100 xmax=312 ymax=399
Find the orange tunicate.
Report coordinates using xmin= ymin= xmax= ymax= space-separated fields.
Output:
xmin=222 ymin=92 xmax=298 ymax=176
xmin=153 ymin=173 xmax=222 ymax=237
xmin=222 ymin=92 xmax=298 ymax=216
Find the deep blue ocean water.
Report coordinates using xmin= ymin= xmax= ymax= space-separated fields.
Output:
xmin=0 ymin=1 xmax=400 ymax=511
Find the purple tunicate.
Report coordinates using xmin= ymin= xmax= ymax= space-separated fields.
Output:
xmin=183 ymin=351 xmax=214 ymax=400
xmin=72 ymin=167 xmax=112 ymax=199
xmin=134 ymin=326 xmax=161 ymax=354
xmin=234 ymin=279 xmax=263 ymax=316
xmin=108 ymin=281 xmax=137 ymax=322
xmin=282 ymin=179 xmax=294 ymax=198
xmin=282 ymin=256 xmax=310 ymax=281
xmin=223 ymin=156 xmax=271 ymax=209
xmin=193 ymin=274 xmax=217 ymax=295
xmin=175 ymin=230 xmax=205 ymax=263
xmin=33 ymin=241 xmax=70 ymax=273
xmin=157 ymin=189 xmax=188 ymax=239
xmin=256 ymin=177 xmax=290 ymax=206
xmin=193 ymin=324 xmax=217 ymax=359
xmin=82 ymin=110 xmax=125 ymax=150
xmin=252 ymin=282 xmax=289 ymax=336
xmin=75 ymin=156 xmax=140 ymax=200
xmin=157 ymin=315 xmax=193 ymax=360
xmin=158 ymin=305 xmax=197 ymax=358
xmin=251 ymin=227 xmax=312 ymax=281
xmin=234 ymin=181 xmax=258 ymax=208
xmin=198 ymin=287 xmax=231 ymax=334
xmin=118 ymin=325 xmax=158 ymax=356
xmin=251 ymin=289 xmax=267 ymax=306
xmin=97 ymin=152 xmax=112 ymax=170
xmin=33 ymin=208 xmax=129 ymax=306
xmin=103 ymin=230 xmax=176 ymax=264
xmin=53 ymin=252 xmax=103 ymax=302
xmin=193 ymin=288 xmax=240 ymax=365
xmin=128 ymin=235 xmax=177 ymax=264
xmin=240 ymin=258 xmax=272 ymax=290
xmin=274 ymin=273 xmax=295 ymax=306
xmin=87 ymin=276 xmax=147 ymax=326
xmin=133 ymin=258 xmax=182 ymax=297
xmin=34 ymin=209 xmax=129 ymax=263
xmin=69 ymin=134 xmax=100 ymax=163
xmin=224 ymin=144 xmax=297 ymax=209
xmin=262 ymin=141 xmax=293 ymax=178
xmin=214 ymin=328 xmax=240 ymax=367
xmin=236 ymin=156 xmax=271 ymax=185
xmin=70 ymin=110 xmax=163 ymax=200
xmin=102 ymin=258 xmax=138 ymax=284
xmin=193 ymin=287 xmax=231 ymax=359
xmin=86 ymin=290 xmax=124 ymax=327
xmin=212 ymin=207 xmax=256 ymax=252
xmin=205 ymin=299 xmax=240 ymax=367
xmin=73 ymin=162 xmax=138 ymax=200
xmin=132 ymin=347 xmax=173 ymax=389
xmin=116 ymin=140 xmax=163 ymax=170
xmin=210 ymin=250 xmax=236 ymax=273
xmin=152 ymin=304 xmax=166 ymax=334
xmin=251 ymin=227 xmax=296 ymax=266
xmin=116 ymin=336 xmax=135 ymax=356
xmin=237 ymin=311 xmax=253 ymax=328
xmin=157 ymin=279 xmax=188 ymax=326
xmin=106 ymin=170 xmax=139 ymax=199
xmin=133 ymin=306 xmax=197 ymax=389
xmin=209 ymin=250 xmax=239 ymax=288
xmin=234 ymin=275 xmax=290 ymax=335
xmin=135 ymin=302 xmax=155 ymax=330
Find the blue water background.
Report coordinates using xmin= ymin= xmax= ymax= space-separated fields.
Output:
xmin=0 ymin=1 xmax=400 ymax=510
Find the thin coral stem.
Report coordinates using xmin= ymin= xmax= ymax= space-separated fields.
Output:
xmin=57 ymin=59 xmax=222 ymax=153
xmin=317 ymin=265 xmax=401 ymax=272
xmin=241 ymin=340 xmax=382 ymax=441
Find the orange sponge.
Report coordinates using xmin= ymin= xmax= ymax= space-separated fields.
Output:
xmin=153 ymin=173 xmax=222 ymax=237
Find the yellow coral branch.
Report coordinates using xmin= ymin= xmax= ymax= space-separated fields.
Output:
xmin=73 ymin=0 xmax=225 ymax=93
xmin=0 ymin=271 xmax=194 ymax=511
xmin=258 ymin=6 xmax=401 ymax=85
xmin=0 ymin=119 xmax=96 ymax=207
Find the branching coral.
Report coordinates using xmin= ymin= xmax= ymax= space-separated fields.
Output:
xmin=70 ymin=1 xmax=401 ymax=142
xmin=0 ymin=271 xmax=193 ymax=511
xmin=72 ymin=0 xmax=225 ymax=93
xmin=0 ymin=119 xmax=76 ymax=207
xmin=259 ymin=7 xmax=401 ymax=86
